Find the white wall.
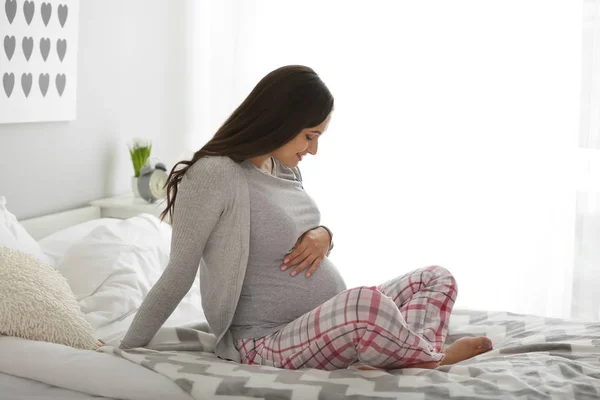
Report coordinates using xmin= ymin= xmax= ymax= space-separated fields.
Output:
xmin=231 ymin=0 xmax=582 ymax=318
xmin=0 ymin=0 xmax=195 ymax=219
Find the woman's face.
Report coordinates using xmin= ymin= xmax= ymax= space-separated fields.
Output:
xmin=272 ymin=113 xmax=331 ymax=168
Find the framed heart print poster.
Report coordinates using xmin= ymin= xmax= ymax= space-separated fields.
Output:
xmin=0 ymin=0 xmax=78 ymax=123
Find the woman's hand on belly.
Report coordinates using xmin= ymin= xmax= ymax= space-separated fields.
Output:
xmin=280 ymin=227 xmax=332 ymax=278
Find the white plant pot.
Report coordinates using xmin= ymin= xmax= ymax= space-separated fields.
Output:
xmin=131 ymin=177 xmax=140 ymax=197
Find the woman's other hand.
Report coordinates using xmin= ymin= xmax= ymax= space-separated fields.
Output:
xmin=281 ymin=227 xmax=332 ymax=277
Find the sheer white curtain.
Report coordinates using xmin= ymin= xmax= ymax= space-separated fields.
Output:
xmin=573 ymin=0 xmax=600 ymax=320
xmin=189 ymin=1 xmax=592 ymax=319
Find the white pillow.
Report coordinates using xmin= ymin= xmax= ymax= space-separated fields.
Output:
xmin=56 ymin=214 xmax=173 ymax=330
xmin=0 ymin=196 xmax=54 ymax=266
xmin=39 ymin=218 xmax=120 ymax=265
xmin=0 ymin=246 xmax=100 ymax=350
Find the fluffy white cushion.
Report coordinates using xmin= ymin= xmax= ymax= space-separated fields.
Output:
xmin=39 ymin=218 xmax=120 ymax=265
xmin=0 ymin=196 xmax=54 ymax=266
xmin=56 ymin=214 xmax=174 ymax=330
xmin=0 ymin=246 xmax=100 ymax=350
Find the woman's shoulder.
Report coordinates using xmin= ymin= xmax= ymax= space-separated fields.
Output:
xmin=186 ymin=156 xmax=241 ymax=180
xmin=179 ymin=156 xmax=245 ymax=200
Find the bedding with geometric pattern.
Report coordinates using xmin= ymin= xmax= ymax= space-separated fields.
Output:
xmin=99 ymin=309 xmax=600 ymax=399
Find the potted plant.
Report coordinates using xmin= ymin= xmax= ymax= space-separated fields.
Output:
xmin=128 ymin=138 xmax=152 ymax=197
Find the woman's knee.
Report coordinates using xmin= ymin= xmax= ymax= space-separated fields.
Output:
xmin=424 ymin=265 xmax=458 ymax=292
xmin=345 ymin=286 xmax=398 ymax=322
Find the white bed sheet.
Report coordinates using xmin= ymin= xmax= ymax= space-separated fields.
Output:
xmin=0 ymin=336 xmax=193 ymax=400
xmin=0 ymin=299 xmax=204 ymax=400
xmin=0 ymin=289 xmax=204 ymax=399
xmin=0 ymin=306 xmax=204 ymax=400
xmin=0 ymin=215 xmax=204 ymax=399
xmin=0 ymin=373 xmax=116 ymax=400
xmin=2 ymin=236 xmax=204 ymax=399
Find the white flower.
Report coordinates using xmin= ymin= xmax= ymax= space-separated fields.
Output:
xmin=128 ymin=138 xmax=152 ymax=150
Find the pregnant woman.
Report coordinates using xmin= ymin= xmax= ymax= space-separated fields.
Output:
xmin=120 ymin=65 xmax=493 ymax=370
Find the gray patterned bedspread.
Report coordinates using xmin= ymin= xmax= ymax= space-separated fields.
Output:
xmin=100 ymin=309 xmax=600 ymax=399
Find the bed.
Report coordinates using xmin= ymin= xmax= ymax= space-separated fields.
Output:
xmin=2 ymin=202 xmax=600 ymax=399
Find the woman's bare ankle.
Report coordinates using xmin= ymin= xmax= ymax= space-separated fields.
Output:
xmin=405 ymin=361 xmax=440 ymax=369
xmin=357 ymin=361 xmax=440 ymax=371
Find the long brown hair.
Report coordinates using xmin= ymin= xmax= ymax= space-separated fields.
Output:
xmin=160 ymin=65 xmax=334 ymax=222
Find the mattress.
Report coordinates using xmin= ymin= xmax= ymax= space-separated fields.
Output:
xmin=0 ymin=373 xmax=116 ymax=400
xmin=8 ymin=308 xmax=592 ymax=400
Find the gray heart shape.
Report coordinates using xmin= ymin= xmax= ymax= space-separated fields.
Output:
xmin=39 ymin=73 xmax=49 ymax=97
xmin=5 ymin=0 xmax=16 ymax=24
xmin=23 ymin=0 xmax=34 ymax=25
xmin=22 ymin=36 xmax=33 ymax=61
xmin=39 ymin=37 xmax=50 ymax=61
xmin=4 ymin=35 xmax=15 ymax=60
xmin=41 ymin=2 xmax=51 ymax=26
xmin=56 ymin=39 xmax=66 ymax=62
xmin=3 ymin=72 xmax=14 ymax=97
xmin=55 ymin=73 xmax=66 ymax=96
xmin=21 ymin=73 xmax=32 ymax=97
xmin=57 ymin=4 xmax=67 ymax=27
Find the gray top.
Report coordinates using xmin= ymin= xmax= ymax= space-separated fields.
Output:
xmin=119 ymin=156 xmax=338 ymax=362
xmin=230 ymin=160 xmax=346 ymax=340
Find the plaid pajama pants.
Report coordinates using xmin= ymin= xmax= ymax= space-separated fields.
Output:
xmin=235 ymin=265 xmax=457 ymax=370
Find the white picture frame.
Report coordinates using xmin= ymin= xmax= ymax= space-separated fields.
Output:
xmin=0 ymin=0 xmax=79 ymax=123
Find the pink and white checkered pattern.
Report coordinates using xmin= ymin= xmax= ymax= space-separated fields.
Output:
xmin=235 ymin=265 xmax=457 ymax=370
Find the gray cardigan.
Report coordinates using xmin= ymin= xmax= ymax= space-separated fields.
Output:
xmin=120 ymin=156 xmax=303 ymax=362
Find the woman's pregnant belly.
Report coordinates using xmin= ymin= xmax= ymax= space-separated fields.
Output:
xmin=232 ymin=258 xmax=347 ymax=337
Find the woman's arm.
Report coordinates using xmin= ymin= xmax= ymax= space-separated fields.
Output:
xmin=119 ymin=158 xmax=228 ymax=349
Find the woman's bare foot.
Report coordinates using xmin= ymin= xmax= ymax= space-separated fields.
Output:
xmin=357 ymin=365 xmax=384 ymax=371
xmin=405 ymin=361 xmax=440 ymax=369
xmin=355 ymin=337 xmax=492 ymax=371
xmin=357 ymin=361 xmax=439 ymax=371
xmin=439 ymin=336 xmax=493 ymax=366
